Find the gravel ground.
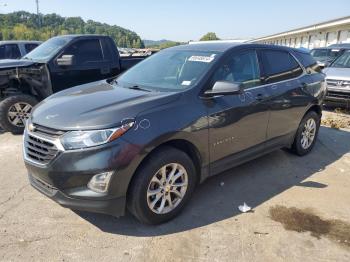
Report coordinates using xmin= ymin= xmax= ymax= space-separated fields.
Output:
xmin=0 ymin=114 xmax=350 ymax=261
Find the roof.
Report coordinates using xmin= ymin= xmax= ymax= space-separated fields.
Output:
xmin=170 ymin=42 xmax=243 ymax=52
xmin=0 ymin=40 xmax=42 ymax=44
xmin=169 ymin=42 xmax=296 ymax=53
xmin=251 ymin=16 xmax=350 ymax=42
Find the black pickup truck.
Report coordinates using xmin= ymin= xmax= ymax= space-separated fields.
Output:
xmin=0 ymin=35 xmax=145 ymax=133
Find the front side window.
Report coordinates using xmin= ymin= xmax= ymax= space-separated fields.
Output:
xmin=62 ymin=39 xmax=103 ymax=64
xmin=331 ymin=51 xmax=350 ymax=68
xmin=117 ymin=49 xmax=220 ymax=91
xmin=0 ymin=44 xmax=21 ymax=59
xmin=212 ymin=50 xmax=261 ymax=89
xmin=260 ymin=50 xmax=303 ymax=84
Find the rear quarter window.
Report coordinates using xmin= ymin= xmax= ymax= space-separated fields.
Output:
xmin=293 ymin=51 xmax=321 ymax=74
xmin=260 ymin=49 xmax=303 ymax=84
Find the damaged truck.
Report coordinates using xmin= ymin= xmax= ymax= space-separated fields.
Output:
xmin=0 ymin=34 xmax=145 ymax=133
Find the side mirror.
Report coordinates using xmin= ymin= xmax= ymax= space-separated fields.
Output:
xmin=204 ymin=81 xmax=243 ymax=96
xmin=57 ymin=55 xmax=75 ymax=67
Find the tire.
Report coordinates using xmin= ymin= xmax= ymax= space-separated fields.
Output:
xmin=291 ymin=111 xmax=320 ymax=156
xmin=0 ymin=94 xmax=38 ymax=134
xmin=127 ymin=146 xmax=197 ymax=224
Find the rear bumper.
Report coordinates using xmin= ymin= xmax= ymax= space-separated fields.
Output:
xmin=29 ymin=173 xmax=126 ymax=217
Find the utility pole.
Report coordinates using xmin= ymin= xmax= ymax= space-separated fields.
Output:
xmin=36 ymin=0 xmax=41 ymax=28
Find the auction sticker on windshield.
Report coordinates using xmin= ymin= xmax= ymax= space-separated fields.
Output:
xmin=188 ymin=54 xmax=216 ymax=63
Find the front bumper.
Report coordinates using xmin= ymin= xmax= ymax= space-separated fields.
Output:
xmin=23 ymin=127 xmax=143 ymax=217
xmin=29 ymin=173 xmax=126 ymax=216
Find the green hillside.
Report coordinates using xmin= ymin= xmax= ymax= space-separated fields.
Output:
xmin=0 ymin=11 xmax=144 ymax=48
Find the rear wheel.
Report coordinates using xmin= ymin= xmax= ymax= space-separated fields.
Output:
xmin=0 ymin=95 xmax=38 ymax=134
xmin=291 ymin=111 xmax=320 ymax=156
xmin=127 ymin=147 xmax=197 ymax=224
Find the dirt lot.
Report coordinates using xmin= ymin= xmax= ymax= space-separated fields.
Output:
xmin=0 ymin=112 xmax=350 ymax=262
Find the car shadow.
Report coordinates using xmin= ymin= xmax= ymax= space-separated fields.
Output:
xmin=76 ymin=126 xmax=350 ymax=236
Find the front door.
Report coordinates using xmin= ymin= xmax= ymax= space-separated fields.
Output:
xmin=205 ymin=49 xmax=270 ymax=175
xmin=50 ymin=38 xmax=108 ymax=93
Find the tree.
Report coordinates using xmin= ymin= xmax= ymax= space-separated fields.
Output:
xmin=0 ymin=11 xmax=145 ymax=48
xmin=159 ymin=41 xmax=181 ymax=49
xmin=200 ymin=32 xmax=220 ymax=41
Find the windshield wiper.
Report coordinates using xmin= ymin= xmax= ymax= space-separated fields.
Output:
xmin=127 ymin=85 xmax=151 ymax=92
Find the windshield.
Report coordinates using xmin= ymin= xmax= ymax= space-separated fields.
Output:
xmin=310 ymin=49 xmax=340 ymax=60
xmin=117 ymin=49 xmax=220 ymax=91
xmin=330 ymin=51 xmax=350 ymax=68
xmin=23 ymin=36 xmax=73 ymax=61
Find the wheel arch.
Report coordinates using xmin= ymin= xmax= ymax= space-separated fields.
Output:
xmin=125 ymin=138 xmax=204 ymax=202
xmin=305 ymin=104 xmax=322 ymax=119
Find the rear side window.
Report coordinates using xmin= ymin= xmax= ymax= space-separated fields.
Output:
xmin=0 ymin=44 xmax=21 ymax=59
xmin=260 ymin=50 xmax=303 ymax=84
xmin=63 ymin=39 xmax=103 ymax=64
xmin=293 ymin=51 xmax=321 ymax=74
xmin=212 ymin=50 xmax=261 ymax=89
xmin=24 ymin=43 xmax=39 ymax=53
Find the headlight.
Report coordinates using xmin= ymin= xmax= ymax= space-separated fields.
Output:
xmin=60 ymin=122 xmax=134 ymax=150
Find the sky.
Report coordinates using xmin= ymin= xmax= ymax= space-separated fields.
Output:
xmin=0 ymin=0 xmax=349 ymax=41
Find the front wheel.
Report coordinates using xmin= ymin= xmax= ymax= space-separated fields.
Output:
xmin=127 ymin=147 xmax=197 ymax=224
xmin=291 ymin=111 xmax=320 ymax=156
xmin=0 ymin=95 xmax=38 ymax=134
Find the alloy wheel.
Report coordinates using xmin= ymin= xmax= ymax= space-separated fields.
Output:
xmin=147 ymin=163 xmax=188 ymax=214
xmin=7 ymin=102 xmax=33 ymax=127
xmin=301 ymin=118 xmax=316 ymax=149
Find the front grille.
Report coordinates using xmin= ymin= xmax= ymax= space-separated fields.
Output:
xmin=327 ymin=91 xmax=350 ymax=99
xmin=327 ymin=79 xmax=350 ymax=88
xmin=25 ymin=134 xmax=59 ymax=165
xmin=33 ymin=124 xmax=65 ymax=138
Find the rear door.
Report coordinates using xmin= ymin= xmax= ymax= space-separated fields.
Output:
xmin=258 ymin=49 xmax=307 ymax=145
xmin=206 ymin=49 xmax=270 ymax=175
xmin=50 ymin=38 xmax=110 ymax=92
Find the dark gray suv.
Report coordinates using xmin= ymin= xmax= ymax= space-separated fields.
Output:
xmin=23 ymin=43 xmax=326 ymax=224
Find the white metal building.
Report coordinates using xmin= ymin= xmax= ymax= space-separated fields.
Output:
xmin=251 ymin=16 xmax=350 ymax=49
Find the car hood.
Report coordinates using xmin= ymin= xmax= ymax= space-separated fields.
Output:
xmin=323 ymin=67 xmax=350 ymax=81
xmin=0 ymin=59 xmax=37 ymax=69
xmin=31 ymin=80 xmax=181 ymax=130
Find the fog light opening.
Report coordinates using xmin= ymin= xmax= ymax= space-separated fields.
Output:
xmin=87 ymin=171 xmax=114 ymax=193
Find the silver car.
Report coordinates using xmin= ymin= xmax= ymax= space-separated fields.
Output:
xmin=323 ymin=50 xmax=350 ymax=108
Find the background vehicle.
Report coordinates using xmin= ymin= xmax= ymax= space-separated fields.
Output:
xmin=0 ymin=35 xmax=145 ymax=133
xmin=311 ymin=44 xmax=350 ymax=68
xmin=323 ymin=50 xmax=350 ymax=109
xmin=0 ymin=41 xmax=42 ymax=60
xmin=23 ymin=43 xmax=326 ymax=224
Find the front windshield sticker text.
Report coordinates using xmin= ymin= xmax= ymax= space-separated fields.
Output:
xmin=188 ymin=54 xmax=216 ymax=63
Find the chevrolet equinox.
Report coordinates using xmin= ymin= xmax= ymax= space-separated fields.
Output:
xmin=23 ymin=43 xmax=326 ymax=224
